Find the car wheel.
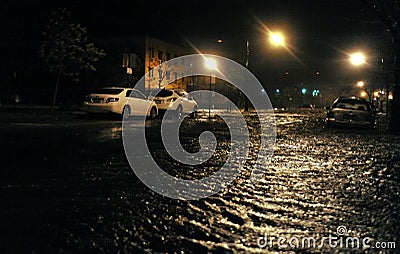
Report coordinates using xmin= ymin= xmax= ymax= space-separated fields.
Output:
xmin=123 ymin=105 xmax=131 ymax=118
xmin=149 ymin=107 xmax=157 ymax=119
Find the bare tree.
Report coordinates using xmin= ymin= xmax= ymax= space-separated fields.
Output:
xmin=367 ymin=0 xmax=400 ymax=131
xmin=38 ymin=8 xmax=105 ymax=111
xmin=157 ymin=61 xmax=172 ymax=88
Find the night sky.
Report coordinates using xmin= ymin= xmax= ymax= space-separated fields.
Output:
xmin=0 ymin=0 xmax=391 ymax=91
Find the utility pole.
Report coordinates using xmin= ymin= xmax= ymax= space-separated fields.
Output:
xmin=244 ymin=40 xmax=250 ymax=112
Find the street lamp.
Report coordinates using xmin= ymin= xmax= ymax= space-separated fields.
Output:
xmin=350 ymin=52 xmax=366 ymax=66
xmin=205 ymin=58 xmax=217 ymax=70
xmin=269 ymin=32 xmax=285 ymax=47
xmin=243 ymin=31 xmax=285 ymax=111
xmin=205 ymin=57 xmax=217 ymax=118
xmin=360 ymin=91 xmax=368 ymax=98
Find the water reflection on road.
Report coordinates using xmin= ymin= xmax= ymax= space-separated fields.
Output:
xmin=0 ymin=111 xmax=399 ymax=253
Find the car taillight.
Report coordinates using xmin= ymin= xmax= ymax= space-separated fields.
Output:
xmin=106 ymin=98 xmax=119 ymax=103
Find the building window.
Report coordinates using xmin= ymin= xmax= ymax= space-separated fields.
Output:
xmin=149 ymin=48 xmax=154 ymax=58
xmin=158 ymin=50 xmax=163 ymax=60
xmin=166 ymin=71 xmax=170 ymax=80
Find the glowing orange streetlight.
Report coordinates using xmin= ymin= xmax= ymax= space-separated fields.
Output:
xmin=356 ymin=81 xmax=370 ymax=100
xmin=360 ymin=91 xmax=368 ymax=98
xmin=205 ymin=57 xmax=217 ymax=70
xmin=269 ymin=32 xmax=285 ymax=47
xmin=357 ymin=81 xmax=365 ymax=87
xmin=350 ymin=52 xmax=366 ymax=66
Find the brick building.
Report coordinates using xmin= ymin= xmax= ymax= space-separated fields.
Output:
xmin=144 ymin=37 xmax=190 ymax=90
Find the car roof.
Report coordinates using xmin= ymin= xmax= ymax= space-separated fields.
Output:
xmin=336 ymin=96 xmax=367 ymax=101
xmin=333 ymin=96 xmax=370 ymax=104
xmin=101 ymin=87 xmax=133 ymax=90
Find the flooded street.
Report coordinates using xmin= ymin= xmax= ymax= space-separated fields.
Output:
xmin=0 ymin=110 xmax=399 ymax=253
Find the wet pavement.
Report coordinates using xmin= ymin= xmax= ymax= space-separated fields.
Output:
xmin=0 ymin=109 xmax=399 ymax=253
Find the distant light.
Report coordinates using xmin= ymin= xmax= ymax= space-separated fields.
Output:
xmin=312 ymin=89 xmax=320 ymax=97
xmin=276 ymin=88 xmax=280 ymax=93
xmin=357 ymin=81 xmax=365 ymax=87
xmin=350 ymin=52 xmax=366 ymax=66
xmin=315 ymin=71 xmax=320 ymax=75
xmin=261 ymin=88 xmax=266 ymax=93
xmin=205 ymin=57 xmax=217 ymax=70
xmin=301 ymin=88 xmax=307 ymax=95
xmin=389 ymin=93 xmax=393 ymax=100
xmin=373 ymin=91 xmax=379 ymax=97
xmin=217 ymin=39 xmax=223 ymax=43
xmin=360 ymin=91 xmax=367 ymax=98
xmin=270 ymin=32 xmax=285 ymax=46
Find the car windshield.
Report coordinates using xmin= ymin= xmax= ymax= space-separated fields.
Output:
xmin=96 ymin=88 xmax=124 ymax=95
xmin=333 ymin=99 xmax=370 ymax=111
xmin=153 ymin=90 xmax=173 ymax=97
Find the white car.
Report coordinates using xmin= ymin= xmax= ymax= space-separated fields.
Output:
xmin=150 ymin=89 xmax=197 ymax=114
xmin=83 ymin=87 xmax=158 ymax=118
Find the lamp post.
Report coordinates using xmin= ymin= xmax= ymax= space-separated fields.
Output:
xmin=205 ymin=57 xmax=217 ymax=118
xmin=269 ymin=32 xmax=285 ymax=47
xmin=244 ymin=31 xmax=285 ymax=111
xmin=244 ymin=40 xmax=250 ymax=111
xmin=349 ymin=52 xmax=371 ymax=101
xmin=350 ymin=52 xmax=366 ymax=66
